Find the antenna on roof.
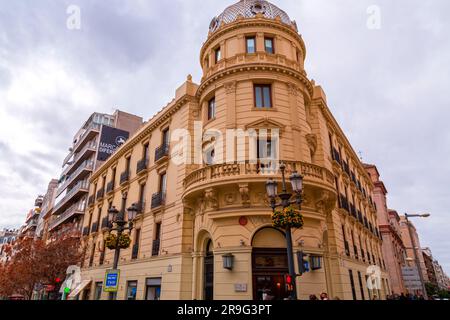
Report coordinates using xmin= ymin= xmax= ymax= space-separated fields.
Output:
xmin=358 ymin=151 xmax=363 ymax=161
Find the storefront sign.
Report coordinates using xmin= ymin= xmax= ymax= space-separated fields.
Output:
xmin=97 ymin=126 xmax=129 ymax=161
xmin=234 ymin=283 xmax=248 ymax=292
xmin=104 ymin=269 xmax=120 ymax=292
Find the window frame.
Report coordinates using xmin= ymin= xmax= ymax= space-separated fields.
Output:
xmin=214 ymin=47 xmax=221 ymax=64
xmin=246 ymin=36 xmax=256 ymax=54
xmin=253 ymin=84 xmax=273 ymax=108
xmin=264 ymin=37 xmax=274 ymax=54
xmin=207 ymin=97 xmax=216 ymax=120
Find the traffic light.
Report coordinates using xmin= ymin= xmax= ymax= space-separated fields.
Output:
xmin=284 ymin=274 xmax=294 ymax=292
xmin=297 ymin=251 xmax=310 ymax=275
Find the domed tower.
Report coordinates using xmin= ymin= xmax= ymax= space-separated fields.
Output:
xmin=184 ymin=0 xmax=341 ymax=300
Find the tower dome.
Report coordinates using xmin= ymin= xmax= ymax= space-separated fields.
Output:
xmin=209 ymin=0 xmax=297 ymax=33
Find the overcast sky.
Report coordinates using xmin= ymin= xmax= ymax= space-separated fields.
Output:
xmin=0 ymin=0 xmax=449 ymax=273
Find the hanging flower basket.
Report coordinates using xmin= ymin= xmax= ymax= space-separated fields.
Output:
xmin=105 ymin=234 xmax=117 ymax=249
xmin=117 ymin=233 xmax=131 ymax=249
xmin=272 ymin=205 xmax=304 ymax=229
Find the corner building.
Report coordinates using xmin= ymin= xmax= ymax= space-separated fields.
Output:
xmin=80 ymin=0 xmax=389 ymax=300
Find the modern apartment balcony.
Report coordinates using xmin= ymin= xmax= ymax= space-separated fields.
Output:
xmin=151 ymin=193 xmax=165 ymax=209
xmin=152 ymin=239 xmax=160 ymax=256
xmin=53 ymin=181 xmax=89 ymax=215
xmin=136 ymin=158 xmax=149 ymax=175
xmin=106 ymin=181 xmax=115 ymax=194
xmin=183 ymin=160 xmax=336 ymax=204
xmin=154 ymin=144 xmax=169 ymax=162
xmin=72 ymin=122 xmax=101 ymax=154
xmin=48 ymin=201 xmax=85 ymax=231
xmin=120 ymin=171 xmax=129 ymax=185
xmin=57 ymin=160 xmax=94 ymax=197
xmin=64 ymin=140 xmax=97 ymax=177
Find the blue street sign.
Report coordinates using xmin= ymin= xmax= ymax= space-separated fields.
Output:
xmin=104 ymin=269 xmax=120 ymax=292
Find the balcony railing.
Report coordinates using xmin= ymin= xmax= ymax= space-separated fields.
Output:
xmin=155 ymin=144 xmax=169 ymax=162
xmin=96 ymin=188 xmax=105 ymax=200
xmin=88 ymin=195 xmax=95 ymax=206
xmin=131 ymin=244 xmax=139 ymax=260
xmin=120 ymin=171 xmax=129 ymax=185
xmin=53 ymin=180 xmax=89 ymax=214
xmin=339 ymin=194 xmax=349 ymax=212
xmin=136 ymin=158 xmax=149 ymax=174
xmin=73 ymin=122 xmax=101 ymax=153
xmin=57 ymin=160 xmax=94 ymax=196
xmin=82 ymin=226 xmax=90 ymax=236
xmin=332 ymin=148 xmax=341 ymax=165
xmin=152 ymin=239 xmax=160 ymax=256
xmin=101 ymin=217 xmax=110 ymax=230
xmin=151 ymin=192 xmax=165 ymax=209
xmin=106 ymin=181 xmax=115 ymax=194
xmin=136 ymin=201 xmax=146 ymax=214
xmin=342 ymin=161 xmax=350 ymax=176
xmin=91 ymin=222 xmax=98 ymax=233
xmin=48 ymin=201 xmax=85 ymax=231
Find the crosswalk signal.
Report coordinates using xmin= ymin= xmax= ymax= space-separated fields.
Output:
xmin=297 ymin=251 xmax=310 ymax=275
xmin=284 ymin=274 xmax=294 ymax=292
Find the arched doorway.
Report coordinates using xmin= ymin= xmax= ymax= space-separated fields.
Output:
xmin=203 ymin=239 xmax=214 ymax=300
xmin=252 ymin=227 xmax=288 ymax=300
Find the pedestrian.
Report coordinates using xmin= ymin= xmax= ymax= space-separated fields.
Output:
xmin=320 ymin=292 xmax=329 ymax=300
xmin=309 ymin=294 xmax=318 ymax=300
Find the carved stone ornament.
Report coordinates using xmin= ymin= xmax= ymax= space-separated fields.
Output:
xmin=204 ymin=188 xmax=218 ymax=210
xmin=239 ymin=183 xmax=250 ymax=207
xmin=306 ymin=133 xmax=318 ymax=154
xmin=224 ymin=81 xmax=236 ymax=94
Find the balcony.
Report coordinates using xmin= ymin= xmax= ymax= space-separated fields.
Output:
xmin=339 ymin=194 xmax=349 ymax=212
xmin=136 ymin=158 xmax=149 ymax=175
xmin=63 ymin=140 xmax=97 ymax=178
xmin=155 ymin=144 xmax=169 ymax=162
xmin=91 ymin=222 xmax=99 ymax=233
xmin=106 ymin=181 xmax=115 ymax=194
xmin=183 ymin=161 xmax=336 ymax=202
xmin=88 ymin=195 xmax=95 ymax=207
xmin=82 ymin=226 xmax=90 ymax=237
xmin=120 ymin=171 xmax=129 ymax=185
xmin=57 ymin=160 xmax=94 ymax=196
xmin=151 ymin=192 xmax=165 ymax=209
xmin=48 ymin=200 xmax=85 ymax=231
xmin=131 ymin=244 xmax=139 ymax=260
xmin=342 ymin=161 xmax=350 ymax=176
xmin=332 ymin=148 xmax=341 ymax=165
xmin=136 ymin=201 xmax=146 ymax=214
xmin=101 ymin=217 xmax=110 ymax=230
xmin=96 ymin=188 xmax=105 ymax=201
xmin=53 ymin=180 xmax=89 ymax=215
xmin=73 ymin=122 xmax=101 ymax=154
xmin=152 ymin=239 xmax=160 ymax=256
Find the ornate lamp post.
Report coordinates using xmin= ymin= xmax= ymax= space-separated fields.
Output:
xmin=265 ymin=163 xmax=303 ymax=300
xmin=404 ymin=213 xmax=430 ymax=300
xmin=106 ymin=195 xmax=139 ymax=300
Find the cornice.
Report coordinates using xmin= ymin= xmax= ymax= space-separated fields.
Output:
xmin=197 ymin=63 xmax=313 ymax=100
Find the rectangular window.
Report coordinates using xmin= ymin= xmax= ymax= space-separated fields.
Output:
xmin=246 ymin=37 xmax=256 ymax=53
xmin=145 ymin=278 xmax=162 ymax=300
xmin=208 ymin=97 xmax=216 ymax=120
xmin=94 ymin=282 xmax=103 ymax=300
xmin=159 ymin=173 xmax=167 ymax=194
xmin=349 ymin=270 xmax=357 ymax=300
xmin=254 ymin=84 xmax=272 ymax=108
xmin=143 ymin=143 xmax=149 ymax=161
xmin=125 ymin=156 xmax=131 ymax=173
xmin=265 ymin=37 xmax=274 ymax=54
xmin=162 ymin=128 xmax=170 ymax=147
xmin=111 ymin=168 xmax=116 ymax=187
xmin=357 ymin=271 xmax=365 ymax=300
xmin=257 ymin=138 xmax=276 ymax=160
xmin=139 ymin=183 xmax=146 ymax=209
xmin=126 ymin=281 xmax=138 ymax=300
xmin=214 ymin=47 xmax=221 ymax=63
xmin=132 ymin=228 xmax=141 ymax=260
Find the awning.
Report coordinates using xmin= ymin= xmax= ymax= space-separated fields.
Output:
xmin=67 ymin=280 xmax=91 ymax=299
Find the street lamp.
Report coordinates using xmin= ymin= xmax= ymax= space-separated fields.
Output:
xmin=265 ymin=162 xmax=303 ymax=300
xmin=106 ymin=194 xmax=139 ymax=300
xmin=404 ymin=213 xmax=430 ymax=300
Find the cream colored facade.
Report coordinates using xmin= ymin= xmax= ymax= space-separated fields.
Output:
xmin=80 ymin=0 xmax=389 ymax=300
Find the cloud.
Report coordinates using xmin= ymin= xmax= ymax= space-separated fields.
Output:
xmin=0 ymin=0 xmax=449 ymax=274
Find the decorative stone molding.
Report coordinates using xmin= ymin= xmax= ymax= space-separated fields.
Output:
xmin=287 ymin=82 xmax=299 ymax=96
xmin=224 ymin=193 xmax=236 ymax=205
xmin=306 ymin=133 xmax=318 ymax=155
xmin=224 ymin=81 xmax=236 ymax=94
xmin=239 ymin=183 xmax=250 ymax=207
xmin=204 ymin=188 xmax=218 ymax=210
